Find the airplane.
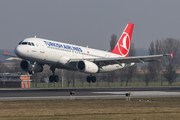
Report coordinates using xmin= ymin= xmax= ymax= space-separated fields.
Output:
xmin=4 ymin=23 xmax=173 ymax=83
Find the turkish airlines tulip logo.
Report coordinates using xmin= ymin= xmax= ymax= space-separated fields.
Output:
xmin=118 ymin=32 xmax=130 ymax=57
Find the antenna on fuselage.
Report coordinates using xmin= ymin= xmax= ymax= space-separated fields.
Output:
xmin=34 ymin=35 xmax=36 ymax=38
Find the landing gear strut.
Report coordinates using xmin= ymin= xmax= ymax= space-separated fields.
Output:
xmin=86 ymin=75 xmax=96 ymax=83
xmin=49 ymin=66 xmax=59 ymax=82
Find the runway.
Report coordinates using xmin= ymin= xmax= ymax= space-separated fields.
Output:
xmin=0 ymin=87 xmax=180 ymax=101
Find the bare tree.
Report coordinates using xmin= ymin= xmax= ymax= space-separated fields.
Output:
xmin=162 ymin=38 xmax=180 ymax=85
xmin=155 ymin=40 xmax=163 ymax=82
xmin=9 ymin=60 xmax=23 ymax=73
xmin=149 ymin=41 xmax=155 ymax=55
xmin=140 ymin=66 xmax=150 ymax=86
xmin=108 ymin=34 xmax=118 ymax=86
xmin=64 ymin=70 xmax=76 ymax=87
xmin=148 ymin=41 xmax=157 ymax=82
xmin=108 ymin=70 xmax=116 ymax=83
xmin=32 ymin=72 xmax=43 ymax=83
xmin=148 ymin=40 xmax=163 ymax=84
xmin=78 ymin=72 xmax=86 ymax=87
xmin=110 ymin=34 xmax=118 ymax=51
xmin=78 ymin=73 xmax=84 ymax=87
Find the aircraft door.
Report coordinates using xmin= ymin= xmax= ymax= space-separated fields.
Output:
xmin=39 ymin=41 xmax=45 ymax=53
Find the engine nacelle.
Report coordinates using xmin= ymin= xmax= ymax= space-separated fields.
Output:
xmin=76 ymin=60 xmax=99 ymax=73
xmin=20 ymin=60 xmax=43 ymax=73
xmin=33 ymin=63 xmax=43 ymax=73
xmin=20 ymin=60 xmax=32 ymax=72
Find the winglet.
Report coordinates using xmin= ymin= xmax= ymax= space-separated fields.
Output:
xmin=4 ymin=51 xmax=9 ymax=57
xmin=170 ymin=52 xmax=174 ymax=58
xmin=5 ymin=51 xmax=9 ymax=54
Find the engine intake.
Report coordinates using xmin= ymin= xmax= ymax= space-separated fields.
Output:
xmin=20 ymin=60 xmax=43 ymax=73
xmin=77 ymin=60 xmax=99 ymax=73
xmin=20 ymin=60 xmax=32 ymax=72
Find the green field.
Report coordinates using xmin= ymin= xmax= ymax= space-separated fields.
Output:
xmin=0 ymin=98 xmax=180 ymax=120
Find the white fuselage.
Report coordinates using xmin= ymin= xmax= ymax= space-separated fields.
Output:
xmin=14 ymin=38 xmax=131 ymax=73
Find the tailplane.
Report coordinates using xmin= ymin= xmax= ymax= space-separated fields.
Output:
xmin=110 ymin=23 xmax=134 ymax=57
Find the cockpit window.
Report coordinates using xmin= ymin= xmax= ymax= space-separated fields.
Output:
xmin=18 ymin=42 xmax=22 ymax=45
xmin=18 ymin=40 xmax=24 ymax=45
xmin=22 ymin=42 xmax=27 ymax=45
xmin=31 ymin=43 xmax=35 ymax=46
xmin=18 ymin=41 xmax=35 ymax=46
xmin=28 ymin=42 xmax=31 ymax=46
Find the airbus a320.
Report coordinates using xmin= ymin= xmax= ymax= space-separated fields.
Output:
xmin=4 ymin=23 xmax=173 ymax=83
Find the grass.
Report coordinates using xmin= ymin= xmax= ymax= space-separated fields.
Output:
xmin=31 ymin=81 xmax=180 ymax=88
xmin=0 ymin=98 xmax=180 ymax=120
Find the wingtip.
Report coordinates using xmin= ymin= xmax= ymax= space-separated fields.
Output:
xmin=170 ymin=52 xmax=174 ymax=58
xmin=5 ymin=51 xmax=9 ymax=54
xmin=3 ymin=51 xmax=9 ymax=55
xmin=3 ymin=51 xmax=9 ymax=57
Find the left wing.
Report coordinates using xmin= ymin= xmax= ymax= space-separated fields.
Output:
xmin=3 ymin=51 xmax=21 ymax=60
xmin=3 ymin=51 xmax=17 ymax=57
xmin=69 ymin=53 xmax=173 ymax=67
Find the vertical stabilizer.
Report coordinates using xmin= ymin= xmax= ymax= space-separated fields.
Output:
xmin=110 ymin=23 xmax=134 ymax=57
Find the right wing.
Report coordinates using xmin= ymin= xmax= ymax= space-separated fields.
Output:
xmin=69 ymin=53 xmax=173 ymax=67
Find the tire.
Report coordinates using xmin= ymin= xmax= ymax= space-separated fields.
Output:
xmin=49 ymin=75 xmax=54 ymax=82
xmin=87 ymin=76 xmax=91 ymax=83
xmin=54 ymin=75 xmax=59 ymax=82
xmin=91 ymin=76 xmax=96 ymax=83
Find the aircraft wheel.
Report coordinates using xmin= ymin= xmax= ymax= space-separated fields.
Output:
xmin=49 ymin=75 xmax=54 ymax=82
xmin=91 ymin=76 xmax=96 ymax=83
xmin=54 ymin=75 xmax=59 ymax=82
xmin=87 ymin=76 xmax=91 ymax=83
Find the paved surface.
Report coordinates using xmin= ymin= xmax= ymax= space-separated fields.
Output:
xmin=0 ymin=87 xmax=180 ymax=101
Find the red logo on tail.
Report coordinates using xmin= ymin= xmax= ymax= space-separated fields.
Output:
xmin=118 ymin=32 xmax=130 ymax=57
xmin=111 ymin=23 xmax=134 ymax=57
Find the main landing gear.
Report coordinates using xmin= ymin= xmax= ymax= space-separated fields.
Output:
xmin=86 ymin=75 xmax=96 ymax=83
xmin=49 ymin=66 xmax=59 ymax=82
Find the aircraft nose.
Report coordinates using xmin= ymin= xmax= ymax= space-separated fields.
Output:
xmin=14 ymin=45 xmax=23 ymax=57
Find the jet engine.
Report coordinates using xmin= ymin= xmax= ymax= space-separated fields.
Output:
xmin=33 ymin=62 xmax=43 ymax=73
xmin=20 ymin=60 xmax=43 ymax=73
xmin=76 ymin=60 xmax=99 ymax=73
xmin=20 ymin=60 xmax=32 ymax=72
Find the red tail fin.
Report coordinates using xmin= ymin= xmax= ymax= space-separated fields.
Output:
xmin=110 ymin=23 xmax=134 ymax=57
